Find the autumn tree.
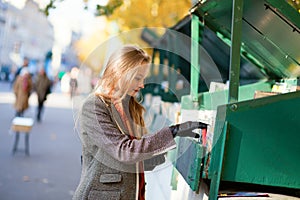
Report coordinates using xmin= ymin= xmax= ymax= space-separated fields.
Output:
xmin=106 ymin=0 xmax=192 ymax=30
xmin=43 ymin=0 xmax=192 ymax=31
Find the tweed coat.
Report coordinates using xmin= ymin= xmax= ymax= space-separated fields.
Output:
xmin=72 ymin=94 xmax=176 ymax=200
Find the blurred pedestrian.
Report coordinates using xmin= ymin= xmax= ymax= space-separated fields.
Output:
xmin=13 ymin=68 xmax=33 ymax=117
xmin=72 ymin=45 xmax=208 ymax=200
xmin=34 ymin=68 xmax=52 ymax=122
xmin=69 ymin=77 xmax=78 ymax=98
xmin=11 ymin=57 xmax=29 ymax=86
xmin=69 ymin=67 xmax=79 ymax=98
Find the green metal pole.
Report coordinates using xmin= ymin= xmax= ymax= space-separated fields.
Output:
xmin=228 ymin=0 xmax=244 ymax=103
xmin=191 ymin=14 xmax=200 ymax=102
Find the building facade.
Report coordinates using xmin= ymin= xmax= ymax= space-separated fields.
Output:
xmin=0 ymin=0 xmax=54 ymax=76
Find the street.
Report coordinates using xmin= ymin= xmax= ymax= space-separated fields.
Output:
xmin=0 ymin=81 xmax=82 ymax=200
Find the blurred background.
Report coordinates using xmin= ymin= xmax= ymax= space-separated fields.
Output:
xmin=0 ymin=0 xmax=194 ymax=84
xmin=0 ymin=0 xmax=196 ymax=199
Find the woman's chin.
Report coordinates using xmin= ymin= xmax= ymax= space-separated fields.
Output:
xmin=128 ymin=92 xmax=136 ymax=97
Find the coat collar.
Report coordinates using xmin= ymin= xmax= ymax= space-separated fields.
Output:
xmin=98 ymin=94 xmax=131 ymax=136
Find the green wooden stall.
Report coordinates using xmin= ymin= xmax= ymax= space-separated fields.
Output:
xmin=168 ymin=0 xmax=300 ymax=199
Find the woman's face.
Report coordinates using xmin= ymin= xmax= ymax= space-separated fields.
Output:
xmin=127 ymin=64 xmax=150 ymax=97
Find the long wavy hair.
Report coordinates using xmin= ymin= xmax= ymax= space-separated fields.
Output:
xmin=95 ymin=45 xmax=151 ymax=134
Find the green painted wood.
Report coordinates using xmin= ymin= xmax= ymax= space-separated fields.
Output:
xmin=191 ymin=14 xmax=200 ymax=102
xmin=193 ymin=0 xmax=300 ymax=78
xmin=208 ymin=120 xmax=228 ymax=200
xmin=214 ymin=91 xmax=300 ymax=189
xmin=174 ymin=137 xmax=204 ymax=191
xmin=266 ymin=0 xmax=300 ymax=30
xmin=173 ymin=0 xmax=300 ymax=197
xmin=228 ymin=0 xmax=244 ymax=103
xmin=181 ymin=80 xmax=273 ymax=110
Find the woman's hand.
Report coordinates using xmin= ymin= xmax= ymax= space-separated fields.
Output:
xmin=169 ymin=121 xmax=208 ymax=138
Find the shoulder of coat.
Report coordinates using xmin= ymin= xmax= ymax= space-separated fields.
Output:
xmin=98 ymin=95 xmax=111 ymax=107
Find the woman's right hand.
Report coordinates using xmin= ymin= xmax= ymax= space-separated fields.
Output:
xmin=169 ymin=121 xmax=208 ymax=138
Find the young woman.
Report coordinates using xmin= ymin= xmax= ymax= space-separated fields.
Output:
xmin=73 ymin=45 xmax=207 ymax=200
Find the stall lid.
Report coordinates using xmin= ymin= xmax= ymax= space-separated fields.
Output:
xmin=153 ymin=15 xmax=267 ymax=88
xmin=192 ymin=0 xmax=300 ymax=78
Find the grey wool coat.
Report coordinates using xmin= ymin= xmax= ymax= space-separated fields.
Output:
xmin=72 ymin=94 xmax=176 ymax=200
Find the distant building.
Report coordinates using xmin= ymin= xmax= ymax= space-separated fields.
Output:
xmin=0 ymin=0 xmax=9 ymax=65
xmin=0 ymin=0 xmax=54 ymax=74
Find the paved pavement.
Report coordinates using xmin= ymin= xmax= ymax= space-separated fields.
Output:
xmin=0 ymin=81 xmax=82 ymax=200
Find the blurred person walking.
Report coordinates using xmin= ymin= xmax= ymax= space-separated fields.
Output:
xmin=69 ymin=67 xmax=79 ymax=99
xmin=34 ymin=68 xmax=52 ymax=122
xmin=13 ymin=68 xmax=33 ymax=117
xmin=11 ymin=57 xmax=30 ymax=86
xmin=72 ymin=45 xmax=207 ymax=200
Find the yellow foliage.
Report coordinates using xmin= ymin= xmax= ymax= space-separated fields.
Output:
xmin=108 ymin=0 xmax=191 ymax=30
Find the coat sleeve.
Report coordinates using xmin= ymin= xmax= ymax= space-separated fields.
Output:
xmin=80 ymin=94 xmax=176 ymax=165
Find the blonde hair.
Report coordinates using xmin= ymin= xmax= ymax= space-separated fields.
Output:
xmin=95 ymin=45 xmax=151 ymax=131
